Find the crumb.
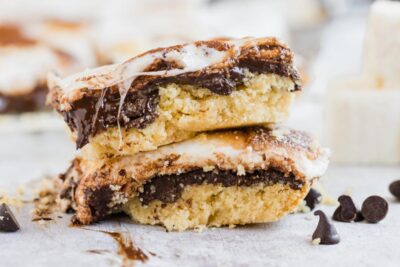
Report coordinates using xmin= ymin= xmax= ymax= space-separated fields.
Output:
xmin=194 ymin=225 xmax=206 ymax=233
xmin=32 ymin=177 xmax=62 ymax=222
xmin=344 ymin=187 xmax=353 ymax=196
xmin=237 ymin=165 xmax=245 ymax=176
xmin=202 ymin=165 xmax=215 ymax=172
xmin=296 ymin=200 xmax=311 ymax=213
xmin=0 ymin=190 xmax=24 ymax=207
xmin=311 ymin=238 xmax=321 ymax=245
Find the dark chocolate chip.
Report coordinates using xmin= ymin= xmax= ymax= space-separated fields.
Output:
xmin=304 ymin=188 xmax=322 ymax=211
xmin=332 ymin=195 xmax=357 ymax=222
xmin=354 ymin=211 xmax=364 ymax=222
xmin=361 ymin=196 xmax=388 ymax=223
xmin=389 ymin=180 xmax=400 ymax=200
xmin=312 ymin=210 xmax=340 ymax=245
xmin=0 ymin=203 xmax=20 ymax=232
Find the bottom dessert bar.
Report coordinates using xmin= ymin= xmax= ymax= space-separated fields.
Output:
xmin=60 ymin=126 xmax=329 ymax=231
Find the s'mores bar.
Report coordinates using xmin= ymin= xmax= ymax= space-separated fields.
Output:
xmin=0 ymin=24 xmax=77 ymax=114
xmin=48 ymin=37 xmax=301 ymax=159
xmin=60 ymin=127 xmax=329 ymax=231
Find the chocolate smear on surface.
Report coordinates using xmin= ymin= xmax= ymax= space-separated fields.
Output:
xmin=312 ymin=210 xmax=340 ymax=245
xmin=304 ymin=188 xmax=322 ymax=211
xmin=361 ymin=196 xmax=388 ymax=224
xmin=389 ymin=180 xmax=400 ymax=200
xmin=332 ymin=195 xmax=357 ymax=223
xmin=86 ymin=249 xmax=111 ymax=255
xmin=0 ymin=203 xmax=20 ymax=232
xmin=81 ymin=228 xmax=150 ymax=266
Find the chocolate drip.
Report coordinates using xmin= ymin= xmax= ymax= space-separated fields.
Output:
xmin=64 ymin=86 xmax=159 ymax=148
xmin=139 ymin=168 xmax=303 ymax=205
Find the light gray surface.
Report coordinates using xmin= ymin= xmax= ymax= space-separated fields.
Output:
xmin=0 ymin=132 xmax=399 ymax=267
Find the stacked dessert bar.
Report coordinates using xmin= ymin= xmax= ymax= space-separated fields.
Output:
xmin=48 ymin=37 xmax=329 ymax=231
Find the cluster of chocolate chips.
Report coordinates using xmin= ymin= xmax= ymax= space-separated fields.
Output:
xmin=0 ymin=203 xmax=20 ymax=232
xmin=310 ymin=179 xmax=398 ymax=246
xmin=332 ymin=194 xmax=388 ymax=223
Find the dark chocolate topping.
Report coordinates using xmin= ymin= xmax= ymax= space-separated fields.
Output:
xmin=138 ymin=168 xmax=303 ymax=205
xmin=312 ymin=210 xmax=340 ymax=245
xmin=58 ymin=47 xmax=301 ymax=149
xmin=361 ymin=195 xmax=388 ymax=224
xmin=0 ymin=85 xmax=48 ymax=114
xmin=65 ymin=86 xmax=159 ymax=148
xmin=304 ymin=188 xmax=321 ymax=211
xmin=0 ymin=203 xmax=20 ymax=232
xmin=332 ymin=195 xmax=357 ymax=223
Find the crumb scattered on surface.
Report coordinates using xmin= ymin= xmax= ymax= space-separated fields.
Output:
xmin=0 ymin=189 xmax=24 ymax=207
xmin=296 ymin=200 xmax=311 ymax=213
xmin=32 ymin=177 xmax=62 ymax=222
xmin=344 ymin=187 xmax=353 ymax=196
xmin=312 ymin=238 xmax=321 ymax=245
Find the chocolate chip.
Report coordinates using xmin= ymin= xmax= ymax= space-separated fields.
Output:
xmin=389 ymin=180 xmax=400 ymax=200
xmin=312 ymin=210 xmax=340 ymax=245
xmin=332 ymin=195 xmax=357 ymax=222
xmin=361 ymin=196 xmax=388 ymax=223
xmin=304 ymin=188 xmax=322 ymax=211
xmin=0 ymin=203 xmax=20 ymax=232
xmin=354 ymin=211 xmax=364 ymax=222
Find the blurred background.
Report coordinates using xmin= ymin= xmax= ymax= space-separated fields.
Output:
xmin=0 ymin=0 xmax=399 ymax=191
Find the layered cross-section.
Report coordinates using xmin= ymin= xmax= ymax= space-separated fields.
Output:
xmin=60 ymin=127 xmax=329 ymax=231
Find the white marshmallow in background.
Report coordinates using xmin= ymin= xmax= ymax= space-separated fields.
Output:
xmin=363 ymin=0 xmax=400 ymax=89
xmin=323 ymin=1 xmax=400 ymax=164
xmin=325 ymin=77 xmax=400 ymax=164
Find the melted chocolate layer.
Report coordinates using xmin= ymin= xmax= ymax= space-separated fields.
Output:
xmin=63 ymin=57 xmax=300 ymax=149
xmin=85 ymin=186 xmax=114 ymax=222
xmin=139 ymin=168 xmax=303 ymax=205
xmin=0 ymin=85 xmax=48 ymax=114
xmin=64 ymin=86 xmax=159 ymax=148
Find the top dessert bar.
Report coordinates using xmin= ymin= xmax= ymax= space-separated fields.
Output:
xmin=48 ymin=37 xmax=301 ymax=158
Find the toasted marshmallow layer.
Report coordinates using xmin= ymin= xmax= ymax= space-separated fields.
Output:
xmin=95 ymin=126 xmax=330 ymax=183
xmin=48 ymin=37 xmax=300 ymax=105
